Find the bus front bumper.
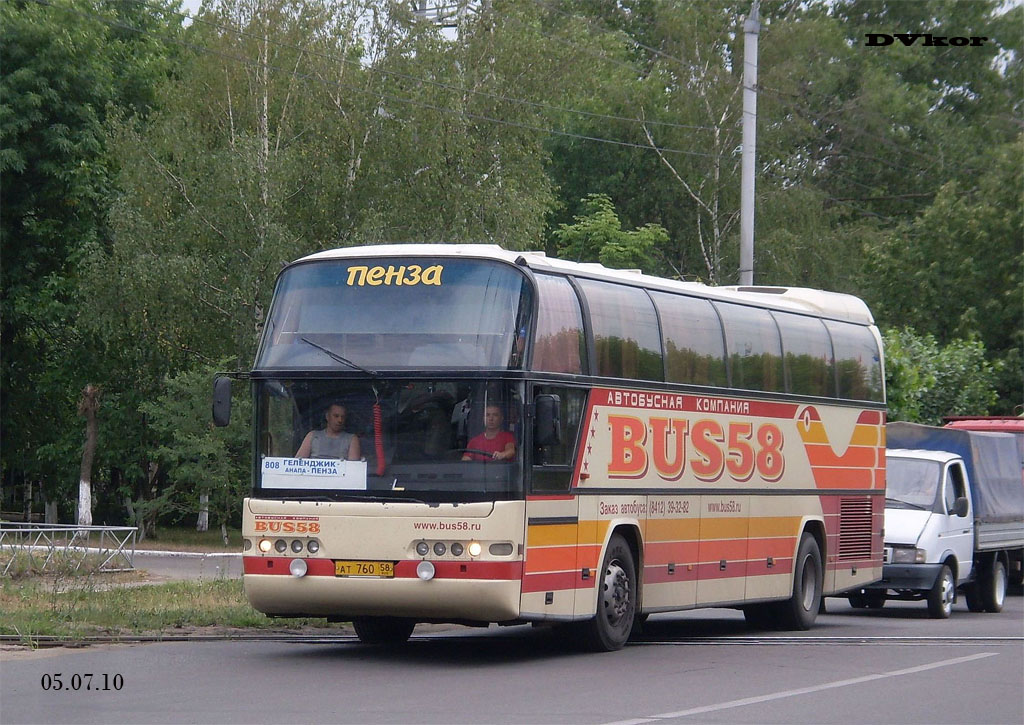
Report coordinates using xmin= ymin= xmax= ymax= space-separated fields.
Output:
xmin=243 ymin=556 xmax=523 ymax=622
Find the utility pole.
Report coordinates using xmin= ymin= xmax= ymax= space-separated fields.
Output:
xmin=740 ymin=1 xmax=760 ymax=286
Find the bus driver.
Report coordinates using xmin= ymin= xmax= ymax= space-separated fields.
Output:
xmin=462 ymin=404 xmax=516 ymax=462
xmin=296 ymin=403 xmax=361 ymax=460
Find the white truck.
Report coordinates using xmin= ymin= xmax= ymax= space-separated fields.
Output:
xmin=849 ymin=422 xmax=1024 ymax=618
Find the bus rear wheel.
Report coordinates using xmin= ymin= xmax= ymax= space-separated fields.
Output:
xmin=775 ymin=533 xmax=822 ymax=630
xmin=352 ymin=616 xmax=416 ymax=645
xmin=578 ymin=534 xmax=636 ymax=651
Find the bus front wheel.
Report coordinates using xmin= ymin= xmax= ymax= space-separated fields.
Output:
xmin=579 ymin=534 xmax=636 ymax=651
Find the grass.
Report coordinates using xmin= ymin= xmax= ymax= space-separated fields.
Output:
xmin=134 ymin=526 xmax=243 ymax=552
xmin=0 ymin=575 xmax=344 ymax=643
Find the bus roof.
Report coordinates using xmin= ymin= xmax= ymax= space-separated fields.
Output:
xmin=297 ymin=244 xmax=876 ymax=325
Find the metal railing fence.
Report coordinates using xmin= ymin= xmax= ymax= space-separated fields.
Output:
xmin=0 ymin=522 xmax=137 ymax=576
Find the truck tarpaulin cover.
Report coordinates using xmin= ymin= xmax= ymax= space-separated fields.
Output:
xmin=888 ymin=422 xmax=1024 ymax=524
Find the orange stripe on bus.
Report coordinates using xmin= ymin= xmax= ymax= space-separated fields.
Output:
xmin=645 ymin=518 xmax=701 ymax=540
xmin=698 ymin=518 xmax=748 ymax=538
xmin=746 ymin=516 xmax=802 ymax=538
xmin=811 ymin=467 xmax=874 ymax=488
xmin=526 ymin=524 xmax=578 ymax=547
xmin=805 ymin=444 xmax=878 ymax=468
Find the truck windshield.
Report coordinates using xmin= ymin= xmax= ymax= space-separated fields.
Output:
xmin=256 ymin=258 xmax=532 ymax=371
xmin=255 ymin=378 xmax=524 ymax=502
xmin=885 ymin=457 xmax=941 ymax=510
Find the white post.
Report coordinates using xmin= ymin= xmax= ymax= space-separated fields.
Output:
xmin=740 ymin=1 xmax=760 ymax=286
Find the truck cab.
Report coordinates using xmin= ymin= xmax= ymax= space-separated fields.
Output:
xmin=872 ymin=449 xmax=973 ymax=617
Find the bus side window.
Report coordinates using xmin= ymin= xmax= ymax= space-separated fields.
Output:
xmin=824 ymin=321 xmax=884 ymax=402
xmin=532 ymin=387 xmax=587 ymax=492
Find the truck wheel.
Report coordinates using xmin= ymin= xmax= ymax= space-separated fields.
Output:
xmin=980 ymin=559 xmax=1007 ymax=613
xmin=353 ymin=616 xmax=416 ymax=644
xmin=926 ymin=565 xmax=955 ymax=619
xmin=775 ymin=533 xmax=822 ymax=630
xmin=578 ymin=534 xmax=636 ymax=651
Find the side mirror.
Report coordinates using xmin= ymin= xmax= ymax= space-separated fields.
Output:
xmin=212 ymin=376 xmax=232 ymax=427
xmin=534 ymin=394 xmax=561 ymax=447
xmin=953 ymin=496 xmax=969 ymax=518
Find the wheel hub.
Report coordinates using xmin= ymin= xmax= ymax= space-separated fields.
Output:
xmin=602 ymin=561 xmax=631 ymax=624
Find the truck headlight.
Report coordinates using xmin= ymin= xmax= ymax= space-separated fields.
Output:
xmin=890 ymin=547 xmax=926 ymax=563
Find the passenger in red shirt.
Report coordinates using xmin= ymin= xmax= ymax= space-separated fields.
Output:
xmin=462 ymin=404 xmax=516 ymax=461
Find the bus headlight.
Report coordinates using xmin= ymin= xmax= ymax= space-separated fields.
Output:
xmin=468 ymin=541 xmax=482 ymax=557
xmin=275 ymin=539 xmax=287 ymax=553
xmin=258 ymin=539 xmax=273 ymax=553
xmin=416 ymin=541 xmax=430 ymax=556
xmin=450 ymin=542 xmax=464 ymax=556
xmin=289 ymin=559 xmax=308 ymax=578
xmin=291 ymin=540 xmax=304 ymax=553
xmin=307 ymin=539 xmax=320 ymax=554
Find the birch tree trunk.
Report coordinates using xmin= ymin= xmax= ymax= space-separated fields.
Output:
xmin=197 ymin=492 xmax=209 ymax=532
xmin=77 ymin=384 xmax=100 ymax=527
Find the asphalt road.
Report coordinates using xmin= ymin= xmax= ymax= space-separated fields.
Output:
xmin=3 ymin=594 xmax=1021 ymax=725
xmin=131 ymin=550 xmax=243 ymax=581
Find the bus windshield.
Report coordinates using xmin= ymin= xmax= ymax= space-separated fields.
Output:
xmin=256 ymin=258 xmax=532 ymax=371
xmin=256 ymin=378 xmax=524 ymax=502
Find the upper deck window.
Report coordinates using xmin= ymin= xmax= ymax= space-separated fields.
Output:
xmin=824 ymin=321 xmax=884 ymax=402
xmin=577 ymin=279 xmax=663 ymax=381
xmin=256 ymin=258 xmax=532 ymax=371
xmin=774 ymin=311 xmax=834 ymax=397
xmin=531 ymin=274 xmax=587 ymax=374
xmin=651 ymin=291 xmax=727 ymax=387
xmin=715 ymin=302 xmax=784 ymax=392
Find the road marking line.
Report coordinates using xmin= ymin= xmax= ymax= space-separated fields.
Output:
xmin=601 ymin=652 xmax=998 ymax=725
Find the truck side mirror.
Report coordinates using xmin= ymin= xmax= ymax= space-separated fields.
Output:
xmin=953 ymin=496 xmax=969 ymax=518
xmin=534 ymin=394 xmax=561 ymax=447
xmin=212 ymin=376 xmax=232 ymax=427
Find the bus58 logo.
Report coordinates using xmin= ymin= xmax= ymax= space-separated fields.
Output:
xmin=254 ymin=516 xmax=321 ymax=534
xmin=607 ymin=417 xmax=784 ymax=484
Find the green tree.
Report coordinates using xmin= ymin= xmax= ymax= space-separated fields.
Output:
xmin=552 ymin=194 xmax=667 ymax=271
xmin=140 ymin=364 xmax=251 ymax=542
xmin=0 ymin=0 xmax=181 ymax=521
xmin=883 ymin=328 xmax=999 ymax=425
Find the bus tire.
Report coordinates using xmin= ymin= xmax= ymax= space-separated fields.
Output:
xmin=926 ymin=565 xmax=955 ymax=619
xmin=980 ymin=558 xmax=1007 ymax=613
xmin=579 ymin=534 xmax=636 ymax=651
xmin=352 ymin=616 xmax=416 ymax=644
xmin=776 ymin=533 xmax=822 ymax=631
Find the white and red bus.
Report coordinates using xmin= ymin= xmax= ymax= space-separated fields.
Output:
xmin=216 ymin=244 xmax=886 ymax=650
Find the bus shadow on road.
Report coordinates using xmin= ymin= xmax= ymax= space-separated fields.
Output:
xmin=278 ymin=625 xmax=617 ymax=665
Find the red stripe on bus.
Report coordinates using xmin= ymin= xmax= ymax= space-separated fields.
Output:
xmin=522 ymin=570 xmax=593 ymax=593
xmin=243 ymin=557 xmax=522 ymax=580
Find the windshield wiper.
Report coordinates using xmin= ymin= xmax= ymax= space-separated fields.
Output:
xmin=299 ymin=336 xmax=379 ymax=377
xmin=885 ymin=496 xmax=928 ymax=511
